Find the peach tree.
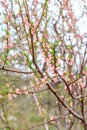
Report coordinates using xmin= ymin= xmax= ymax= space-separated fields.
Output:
xmin=0 ymin=0 xmax=87 ymax=130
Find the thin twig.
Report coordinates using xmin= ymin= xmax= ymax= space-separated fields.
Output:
xmin=0 ymin=67 xmax=38 ymax=74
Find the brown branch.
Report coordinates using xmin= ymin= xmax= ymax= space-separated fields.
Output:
xmin=3 ymin=22 xmax=9 ymax=67
xmin=0 ymin=67 xmax=38 ymax=74
xmin=14 ymin=0 xmax=85 ymax=123
xmin=9 ymin=88 xmax=48 ymax=95
xmin=34 ymin=0 xmax=48 ymax=30
xmin=29 ymin=28 xmax=84 ymax=121
xmin=29 ymin=27 xmax=43 ymax=78
xmin=47 ymin=83 xmax=84 ymax=121
xmin=0 ymin=103 xmax=9 ymax=127
xmin=58 ymin=72 xmax=85 ymax=99
xmin=28 ymin=88 xmax=48 ymax=94
xmin=18 ymin=0 xmax=31 ymax=51
xmin=22 ymin=113 xmax=69 ymax=130
xmin=68 ymin=73 xmax=85 ymax=86
xmin=0 ymin=115 xmax=6 ymax=125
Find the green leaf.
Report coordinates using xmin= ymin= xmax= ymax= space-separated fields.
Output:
xmin=1 ymin=55 xmax=5 ymax=61
xmin=23 ymin=52 xmax=29 ymax=63
xmin=5 ymin=60 xmax=9 ymax=65
xmin=3 ymin=88 xmax=9 ymax=95
xmin=44 ymin=11 xmax=47 ymax=17
xmin=14 ymin=0 xmax=18 ymax=2
xmin=51 ymin=61 xmax=54 ymax=65
xmin=56 ymin=40 xmax=61 ymax=45
xmin=68 ymin=54 xmax=72 ymax=60
xmin=42 ymin=38 xmax=45 ymax=42
xmin=50 ymin=48 xmax=55 ymax=55
xmin=83 ymin=67 xmax=87 ymax=71
xmin=5 ymin=28 xmax=7 ymax=32
xmin=57 ymin=64 xmax=61 ymax=67
xmin=15 ymin=129 xmax=19 ymax=130
xmin=23 ymin=52 xmax=28 ymax=57
xmin=28 ymin=61 xmax=33 ymax=68
xmin=7 ymin=31 xmax=10 ymax=35
xmin=6 ymin=128 xmax=10 ymax=130
xmin=67 ymin=45 xmax=72 ymax=49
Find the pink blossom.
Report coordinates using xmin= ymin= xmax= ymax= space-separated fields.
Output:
xmin=31 ymin=28 xmax=35 ymax=34
xmin=3 ymin=41 xmax=7 ymax=44
xmin=69 ymin=85 xmax=73 ymax=91
xmin=84 ymin=70 xmax=87 ymax=76
xmin=68 ymin=58 xmax=74 ymax=66
xmin=22 ymin=86 xmax=27 ymax=91
xmin=61 ymin=96 xmax=64 ymax=99
xmin=33 ymin=0 xmax=38 ymax=6
xmin=3 ymin=71 xmax=7 ymax=75
xmin=41 ymin=77 xmax=47 ymax=84
xmin=38 ymin=38 xmax=42 ymax=42
xmin=64 ymin=86 xmax=67 ymax=90
xmin=34 ymin=22 xmax=38 ymax=29
xmin=33 ymin=11 xmax=37 ymax=16
xmin=43 ymin=33 xmax=47 ymax=39
xmin=5 ymin=35 xmax=11 ymax=40
xmin=40 ymin=84 xmax=44 ymax=89
xmin=66 ymin=98 xmax=69 ymax=102
xmin=62 ymin=0 xmax=68 ymax=9
xmin=7 ymin=57 xmax=11 ymax=61
xmin=26 ymin=21 xmax=31 ymax=27
xmin=7 ymin=93 xmax=13 ymax=100
xmin=0 ymin=95 xmax=3 ymax=99
xmin=34 ymin=0 xmax=37 ymax=2
xmin=15 ymin=88 xmax=21 ymax=94
xmin=23 ymin=90 xmax=28 ymax=95
xmin=12 ymin=94 xmax=17 ymax=98
xmin=74 ymin=92 xmax=77 ymax=96
xmin=23 ymin=16 xmax=27 ymax=22
xmin=55 ymin=67 xmax=59 ymax=72
xmin=80 ymin=83 xmax=85 ymax=88
xmin=53 ymin=77 xmax=58 ymax=83
xmin=48 ymin=0 xmax=51 ymax=2
xmin=50 ymin=115 xmax=57 ymax=120
xmin=3 ymin=46 xmax=7 ymax=50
